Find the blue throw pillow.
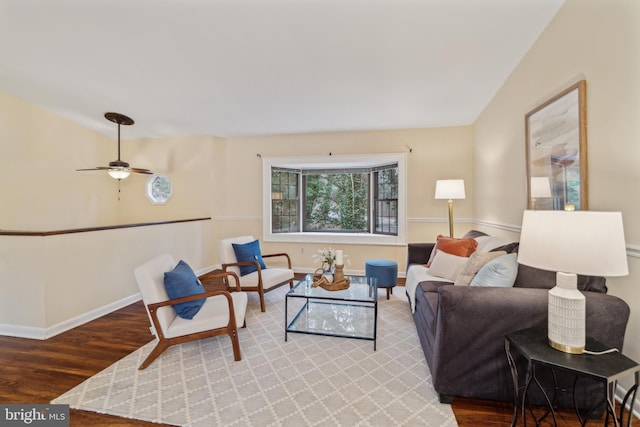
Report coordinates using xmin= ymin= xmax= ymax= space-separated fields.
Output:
xmin=163 ymin=260 xmax=206 ymax=319
xmin=232 ymin=239 xmax=267 ymax=276
xmin=470 ymin=253 xmax=518 ymax=288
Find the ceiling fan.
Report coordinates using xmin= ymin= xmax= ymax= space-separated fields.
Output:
xmin=77 ymin=112 xmax=153 ymax=180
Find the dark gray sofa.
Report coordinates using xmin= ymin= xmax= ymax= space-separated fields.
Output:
xmin=406 ymin=231 xmax=630 ymax=409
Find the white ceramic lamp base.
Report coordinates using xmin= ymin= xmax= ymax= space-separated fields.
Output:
xmin=548 ymin=272 xmax=585 ymax=354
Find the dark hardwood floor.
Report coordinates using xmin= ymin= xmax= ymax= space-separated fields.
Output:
xmin=1 ymin=275 xmax=636 ymax=426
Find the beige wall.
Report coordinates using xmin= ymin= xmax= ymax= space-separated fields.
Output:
xmin=116 ymin=135 xmax=219 ymax=224
xmin=0 ymin=92 xmax=117 ymax=229
xmin=213 ymin=127 xmax=474 ymax=273
xmin=474 ymin=0 xmax=640 ymax=378
xmin=0 ymin=89 xmax=473 ymax=334
xmin=0 ymin=93 xmax=220 ymax=335
xmin=0 ymin=220 xmax=213 ymax=337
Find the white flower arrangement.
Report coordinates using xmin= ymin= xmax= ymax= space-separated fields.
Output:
xmin=312 ymin=247 xmax=349 ymax=272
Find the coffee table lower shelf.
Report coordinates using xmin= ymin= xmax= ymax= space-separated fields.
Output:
xmin=285 ymin=300 xmax=377 ymax=350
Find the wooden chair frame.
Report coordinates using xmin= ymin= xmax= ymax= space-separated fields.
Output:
xmin=222 ymin=252 xmax=294 ymax=312
xmin=139 ymin=270 xmax=245 ymax=370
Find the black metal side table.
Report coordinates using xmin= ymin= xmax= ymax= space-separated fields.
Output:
xmin=505 ymin=327 xmax=639 ymax=427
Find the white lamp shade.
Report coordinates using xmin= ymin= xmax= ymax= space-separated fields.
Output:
xmin=518 ymin=210 xmax=628 ymax=277
xmin=435 ymin=179 xmax=465 ymax=200
xmin=530 ymin=177 xmax=552 ymax=198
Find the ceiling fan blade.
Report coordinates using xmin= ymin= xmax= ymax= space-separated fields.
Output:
xmin=76 ymin=167 xmax=110 ymax=171
xmin=131 ymin=168 xmax=153 ymax=175
xmin=131 ymin=168 xmax=154 ymax=175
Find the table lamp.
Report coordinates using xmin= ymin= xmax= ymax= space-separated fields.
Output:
xmin=530 ymin=177 xmax=552 ymax=210
xmin=435 ymin=179 xmax=465 ymax=237
xmin=518 ymin=210 xmax=628 ymax=354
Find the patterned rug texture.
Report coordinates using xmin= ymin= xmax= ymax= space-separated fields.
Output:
xmin=53 ymin=285 xmax=458 ymax=426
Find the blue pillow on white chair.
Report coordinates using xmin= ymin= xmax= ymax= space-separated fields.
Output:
xmin=163 ymin=260 xmax=206 ymax=319
xmin=232 ymin=239 xmax=267 ymax=276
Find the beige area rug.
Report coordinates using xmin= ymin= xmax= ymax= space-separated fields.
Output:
xmin=53 ymin=285 xmax=458 ymax=427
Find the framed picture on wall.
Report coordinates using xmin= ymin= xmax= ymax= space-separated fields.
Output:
xmin=525 ymin=80 xmax=588 ymax=211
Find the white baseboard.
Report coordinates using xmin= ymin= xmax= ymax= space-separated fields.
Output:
xmin=616 ymin=383 xmax=640 ymax=420
xmin=0 ymin=324 xmax=48 ymax=340
xmin=0 ymin=293 xmax=142 ymax=340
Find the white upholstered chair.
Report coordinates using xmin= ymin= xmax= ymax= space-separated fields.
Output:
xmin=218 ymin=236 xmax=294 ymax=312
xmin=134 ymin=254 xmax=248 ymax=369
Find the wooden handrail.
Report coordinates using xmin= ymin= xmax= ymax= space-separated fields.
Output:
xmin=0 ymin=217 xmax=211 ymax=236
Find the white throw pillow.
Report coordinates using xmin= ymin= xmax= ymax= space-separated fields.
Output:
xmin=427 ymin=251 xmax=469 ymax=282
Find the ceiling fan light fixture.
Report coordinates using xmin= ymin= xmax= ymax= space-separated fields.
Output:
xmin=77 ymin=112 xmax=153 ymax=179
xmin=108 ymin=159 xmax=131 ymax=180
xmin=108 ymin=167 xmax=131 ymax=180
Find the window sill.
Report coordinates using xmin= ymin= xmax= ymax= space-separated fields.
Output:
xmin=264 ymin=231 xmax=406 ymax=246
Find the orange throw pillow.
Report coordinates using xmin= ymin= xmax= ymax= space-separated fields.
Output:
xmin=426 ymin=235 xmax=479 ymax=267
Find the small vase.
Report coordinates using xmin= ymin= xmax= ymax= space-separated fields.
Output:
xmin=322 ymin=270 xmax=334 ymax=283
xmin=323 ymin=264 xmax=336 ymax=274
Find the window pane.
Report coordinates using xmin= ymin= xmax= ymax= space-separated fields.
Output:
xmin=272 ymin=170 xmax=299 ymax=233
xmin=374 ymin=167 xmax=399 ymax=235
xmin=304 ymin=173 xmax=369 ymax=233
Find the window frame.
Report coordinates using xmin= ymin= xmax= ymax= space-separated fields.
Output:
xmin=373 ymin=165 xmax=399 ymax=235
xmin=271 ymin=168 xmax=300 ymax=233
xmin=262 ymin=153 xmax=407 ymax=246
xmin=146 ymin=174 xmax=173 ymax=205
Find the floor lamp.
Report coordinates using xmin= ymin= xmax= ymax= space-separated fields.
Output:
xmin=530 ymin=176 xmax=551 ymax=210
xmin=435 ymin=179 xmax=465 ymax=237
xmin=518 ymin=210 xmax=628 ymax=353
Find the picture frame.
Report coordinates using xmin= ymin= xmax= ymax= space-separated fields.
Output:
xmin=525 ymin=80 xmax=587 ymax=211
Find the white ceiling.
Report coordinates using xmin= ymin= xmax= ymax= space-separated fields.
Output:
xmin=0 ymin=0 xmax=564 ymax=139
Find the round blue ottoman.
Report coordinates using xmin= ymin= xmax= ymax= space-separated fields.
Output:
xmin=365 ymin=260 xmax=398 ymax=300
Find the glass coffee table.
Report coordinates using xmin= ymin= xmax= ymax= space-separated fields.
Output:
xmin=285 ymin=274 xmax=379 ymax=350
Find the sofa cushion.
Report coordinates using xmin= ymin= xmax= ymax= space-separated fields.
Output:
xmin=426 ymin=235 xmax=479 ymax=266
xmin=405 ymin=264 xmax=452 ymax=312
xmin=163 ymin=260 xmax=206 ymax=319
xmin=428 ymin=251 xmax=468 ymax=281
xmin=470 ymin=253 xmax=518 ymax=287
xmin=475 ymin=235 xmax=513 ymax=253
xmin=490 ymin=242 xmax=520 ymax=254
xmin=513 ymin=263 xmax=607 ymax=293
xmin=454 ymin=251 xmax=506 ymax=286
xmin=232 ymin=267 xmax=293 ymax=289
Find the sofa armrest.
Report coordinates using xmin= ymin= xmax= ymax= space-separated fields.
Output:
xmin=432 ymin=287 xmax=547 ymax=384
xmin=407 ymin=243 xmax=435 ymax=270
xmin=429 ymin=285 xmax=630 ymax=402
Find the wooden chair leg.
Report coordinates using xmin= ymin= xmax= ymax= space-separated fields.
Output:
xmin=386 ymin=288 xmax=390 ymax=300
xmin=259 ymin=292 xmax=266 ymax=312
xmin=139 ymin=340 xmax=170 ymax=370
xmin=230 ymin=329 xmax=242 ymax=361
